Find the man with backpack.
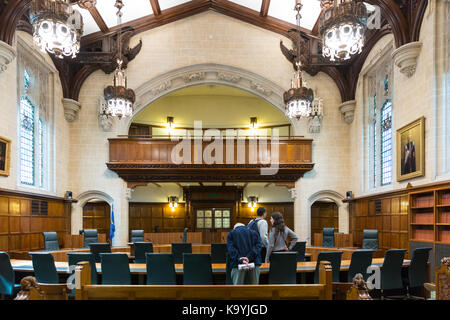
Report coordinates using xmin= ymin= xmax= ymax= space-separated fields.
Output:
xmin=247 ymin=207 xmax=268 ymax=260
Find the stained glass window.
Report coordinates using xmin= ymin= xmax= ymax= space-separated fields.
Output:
xmin=19 ymin=96 xmax=35 ymax=185
xmin=372 ymin=94 xmax=377 ymax=188
xmin=381 ymin=101 xmax=393 ymax=185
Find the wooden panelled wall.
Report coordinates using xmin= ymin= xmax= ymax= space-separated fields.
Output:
xmin=0 ymin=188 xmax=72 ymax=253
xmin=129 ymin=202 xmax=294 ymax=242
xmin=311 ymin=201 xmax=339 ymax=245
xmin=83 ymin=201 xmax=111 ymax=242
xmin=349 ymin=193 xmax=409 ymax=252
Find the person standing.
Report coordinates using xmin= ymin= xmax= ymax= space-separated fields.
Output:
xmin=226 ymin=223 xmax=262 ymax=285
xmin=247 ymin=207 xmax=269 ymax=260
xmin=265 ymin=212 xmax=298 ymax=262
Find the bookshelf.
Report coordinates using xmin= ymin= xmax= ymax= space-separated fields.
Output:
xmin=409 ymin=187 xmax=450 ymax=245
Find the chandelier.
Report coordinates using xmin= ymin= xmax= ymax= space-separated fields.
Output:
xmin=318 ymin=0 xmax=367 ymax=62
xmin=284 ymin=1 xmax=314 ymax=120
xmin=30 ymin=0 xmax=84 ymax=59
xmin=103 ymin=0 xmax=135 ymax=119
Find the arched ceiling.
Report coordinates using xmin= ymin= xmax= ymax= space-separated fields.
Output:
xmin=133 ymin=84 xmax=290 ymax=128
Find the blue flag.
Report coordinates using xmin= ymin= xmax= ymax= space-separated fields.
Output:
xmin=110 ymin=205 xmax=115 ymax=241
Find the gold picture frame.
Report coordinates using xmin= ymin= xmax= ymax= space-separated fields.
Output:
xmin=0 ymin=136 xmax=11 ymax=177
xmin=396 ymin=117 xmax=425 ymax=182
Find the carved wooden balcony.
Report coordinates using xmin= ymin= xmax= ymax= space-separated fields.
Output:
xmin=107 ymin=137 xmax=314 ymax=183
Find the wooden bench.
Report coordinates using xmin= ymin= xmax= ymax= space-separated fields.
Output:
xmin=74 ymin=261 xmax=333 ymax=300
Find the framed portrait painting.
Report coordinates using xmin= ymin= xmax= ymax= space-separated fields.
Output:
xmin=396 ymin=117 xmax=425 ymax=182
xmin=0 ymin=136 xmax=11 ymax=177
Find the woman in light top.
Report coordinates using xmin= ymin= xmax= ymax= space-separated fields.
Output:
xmin=265 ymin=211 xmax=298 ymax=263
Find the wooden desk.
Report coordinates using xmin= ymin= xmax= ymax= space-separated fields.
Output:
xmin=11 ymin=258 xmax=410 ymax=275
xmin=306 ymin=246 xmax=384 ymax=261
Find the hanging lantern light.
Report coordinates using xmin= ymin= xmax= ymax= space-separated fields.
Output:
xmin=319 ymin=0 xmax=367 ymax=62
xmin=30 ymin=0 xmax=84 ymax=59
xmin=103 ymin=0 xmax=135 ymax=119
xmin=284 ymin=61 xmax=314 ymax=120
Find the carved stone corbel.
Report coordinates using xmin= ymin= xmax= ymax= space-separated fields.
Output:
xmin=62 ymin=98 xmax=81 ymax=122
xmin=0 ymin=41 xmax=16 ymax=73
xmin=339 ymin=100 xmax=356 ymax=124
xmin=391 ymin=41 xmax=422 ymax=77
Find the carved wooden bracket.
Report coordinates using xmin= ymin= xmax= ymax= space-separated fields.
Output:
xmin=391 ymin=41 xmax=422 ymax=77
xmin=0 ymin=40 xmax=16 ymax=73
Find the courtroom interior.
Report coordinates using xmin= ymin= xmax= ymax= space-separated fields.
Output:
xmin=0 ymin=0 xmax=449 ymax=302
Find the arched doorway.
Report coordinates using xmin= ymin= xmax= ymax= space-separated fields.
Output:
xmin=82 ymin=199 xmax=111 ymax=242
xmin=310 ymin=200 xmax=339 ymax=246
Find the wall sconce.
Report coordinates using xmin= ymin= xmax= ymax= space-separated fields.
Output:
xmin=168 ymin=196 xmax=179 ymax=212
xmin=166 ymin=116 xmax=175 ymax=135
xmin=250 ymin=117 xmax=258 ymax=129
xmin=247 ymin=196 xmax=258 ymax=212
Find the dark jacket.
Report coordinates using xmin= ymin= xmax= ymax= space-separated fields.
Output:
xmin=226 ymin=226 xmax=262 ymax=269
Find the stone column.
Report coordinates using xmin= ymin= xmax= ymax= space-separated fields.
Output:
xmin=0 ymin=41 xmax=16 ymax=73
xmin=292 ymin=179 xmax=311 ymax=245
xmin=338 ymin=202 xmax=350 ymax=234
xmin=71 ymin=202 xmax=84 ymax=235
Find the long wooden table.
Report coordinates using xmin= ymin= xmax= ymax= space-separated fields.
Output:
xmin=11 ymin=258 xmax=410 ymax=275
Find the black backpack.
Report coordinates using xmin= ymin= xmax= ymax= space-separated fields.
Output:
xmin=248 ymin=218 xmax=260 ymax=234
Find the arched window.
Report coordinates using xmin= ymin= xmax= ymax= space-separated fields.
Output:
xmin=380 ymin=100 xmax=392 ymax=185
xmin=17 ymin=47 xmax=51 ymax=190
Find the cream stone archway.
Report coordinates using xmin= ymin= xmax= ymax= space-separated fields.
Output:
xmin=71 ymin=190 xmax=114 ymax=236
xmin=117 ymin=63 xmax=298 ymax=135
xmin=307 ymin=190 xmax=349 ymax=240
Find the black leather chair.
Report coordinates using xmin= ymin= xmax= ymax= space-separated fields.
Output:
xmin=89 ymin=243 xmax=111 ymax=263
xmin=134 ymin=242 xmax=154 ymax=263
xmin=29 ymin=252 xmax=59 ymax=284
xmin=146 ymin=253 xmax=176 ymax=285
xmin=211 ymin=243 xmax=227 ymax=263
xmin=405 ymin=247 xmax=432 ymax=299
xmin=171 ymin=243 xmax=192 ymax=264
xmin=42 ymin=232 xmax=60 ymax=251
xmin=0 ymin=252 xmax=21 ymax=298
xmin=100 ymin=253 xmax=131 ymax=285
xmin=290 ymin=241 xmax=307 ymax=262
xmin=130 ymin=230 xmax=145 ymax=243
xmin=83 ymin=229 xmax=98 ymax=248
xmin=314 ymin=251 xmax=343 ymax=283
xmin=183 ymin=253 xmax=213 ymax=285
xmin=362 ymin=229 xmax=379 ymax=250
xmin=268 ymin=252 xmax=297 ymax=284
xmin=347 ymin=249 xmax=374 ymax=282
xmin=380 ymin=249 xmax=407 ymax=298
xmin=322 ymin=228 xmax=335 ymax=248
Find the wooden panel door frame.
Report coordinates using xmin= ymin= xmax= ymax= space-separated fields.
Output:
xmin=192 ymin=202 xmax=234 ymax=243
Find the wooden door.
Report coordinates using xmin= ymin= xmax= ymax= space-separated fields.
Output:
xmin=83 ymin=201 xmax=110 ymax=242
xmin=311 ymin=201 xmax=338 ymax=246
xmin=195 ymin=207 xmax=232 ymax=243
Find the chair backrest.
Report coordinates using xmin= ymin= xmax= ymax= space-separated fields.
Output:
xmin=67 ymin=253 xmax=97 ymax=285
xmin=211 ymin=243 xmax=227 ymax=263
xmin=30 ymin=252 xmax=59 ymax=284
xmin=83 ymin=229 xmax=98 ymax=248
xmin=322 ymin=228 xmax=335 ymax=248
xmin=171 ymin=243 xmax=192 ymax=264
xmin=362 ymin=229 xmax=379 ymax=250
xmin=408 ymin=247 xmax=432 ymax=288
xmin=268 ymin=252 xmax=298 ymax=284
xmin=42 ymin=232 xmax=60 ymax=251
xmin=314 ymin=251 xmax=343 ymax=283
xmin=100 ymin=253 xmax=131 ymax=285
xmin=146 ymin=253 xmax=176 ymax=285
xmin=131 ymin=230 xmax=145 ymax=243
xmin=0 ymin=252 xmax=15 ymax=295
xmin=182 ymin=253 xmax=213 ymax=285
xmin=381 ymin=249 xmax=407 ymax=290
xmin=134 ymin=242 xmax=154 ymax=263
xmin=290 ymin=241 xmax=306 ymax=262
xmin=225 ymin=254 xmax=232 ymax=285
xmin=89 ymin=243 xmax=111 ymax=263
xmin=347 ymin=249 xmax=374 ymax=282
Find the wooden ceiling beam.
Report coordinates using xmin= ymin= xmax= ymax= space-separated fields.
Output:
xmin=260 ymin=0 xmax=270 ymax=17
xmin=149 ymin=0 xmax=162 ymax=16
xmin=88 ymin=6 xmax=109 ymax=33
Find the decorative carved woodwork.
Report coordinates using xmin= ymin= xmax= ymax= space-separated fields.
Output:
xmin=346 ymin=273 xmax=373 ymax=300
xmin=14 ymin=276 xmax=69 ymax=300
xmin=0 ymin=0 xmax=429 ymax=104
xmin=107 ymin=138 xmax=313 ymax=183
xmin=436 ymin=257 xmax=450 ymax=300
